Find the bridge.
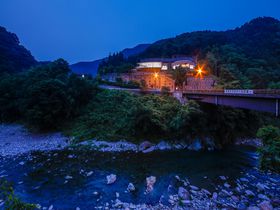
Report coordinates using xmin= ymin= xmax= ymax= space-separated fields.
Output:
xmin=181 ymin=89 xmax=280 ymax=117
xmin=100 ymin=85 xmax=280 ymax=117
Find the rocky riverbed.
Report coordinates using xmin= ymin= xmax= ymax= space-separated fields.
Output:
xmin=0 ymin=124 xmax=69 ymax=156
xmin=0 ymin=124 xmax=212 ymax=157
xmin=0 ymin=124 xmax=279 ymax=210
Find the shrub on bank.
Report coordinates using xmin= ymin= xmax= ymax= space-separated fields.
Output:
xmin=0 ymin=179 xmax=38 ymax=210
xmin=257 ymin=125 xmax=280 ymax=173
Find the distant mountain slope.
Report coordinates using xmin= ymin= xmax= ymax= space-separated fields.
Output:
xmin=141 ymin=17 xmax=280 ymax=60
xmin=0 ymin=26 xmax=37 ymax=74
xmin=70 ymin=44 xmax=150 ymax=76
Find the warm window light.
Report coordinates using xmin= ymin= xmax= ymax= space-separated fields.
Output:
xmin=154 ymin=72 xmax=158 ymax=78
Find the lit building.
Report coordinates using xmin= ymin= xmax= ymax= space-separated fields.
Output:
xmin=136 ymin=57 xmax=196 ymax=72
xmin=101 ymin=56 xmax=215 ymax=91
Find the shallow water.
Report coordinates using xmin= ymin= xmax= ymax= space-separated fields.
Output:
xmin=0 ymin=146 xmax=259 ymax=209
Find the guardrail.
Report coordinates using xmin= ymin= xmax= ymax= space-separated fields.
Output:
xmin=183 ymin=89 xmax=280 ymax=95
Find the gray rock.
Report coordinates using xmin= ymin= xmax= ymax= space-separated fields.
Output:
xmin=86 ymin=171 xmax=93 ymax=177
xmin=224 ymin=183 xmax=231 ymax=188
xmin=106 ymin=174 xmax=117 ymax=184
xmin=65 ymin=175 xmax=73 ymax=180
xmin=178 ymin=187 xmax=190 ymax=200
xmin=156 ymin=141 xmax=172 ymax=150
xmin=146 ymin=176 xmax=156 ymax=193
xmin=247 ymin=206 xmax=260 ymax=210
xmin=256 ymin=183 xmax=268 ymax=191
xmin=245 ymin=190 xmax=255 ymax=197
xmin=258 ymin=194 xmax=270 ymax=201
xmin=142 ymin=146 xmax=156 ymax=153
xmin=258 ymin=201 xmax=273 ymax=210
xmin=139 ymin=141 xmax=153 ymax=151
xmin=127 ymin=183 xmax=135 ymax=192
xmin=221 ymin=189 xmax=232 ymax=196
xmin=190 ymin=185 xmax=199 ymax=191
xmin=212 ymin=192 xmax=218 ymax=200
xmin=240 ymin=178 xmax=249 ymax=182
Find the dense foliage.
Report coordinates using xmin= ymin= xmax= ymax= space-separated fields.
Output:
xmin=98 ymin=17 xmax=280 ymax=89
xmin=0 ymin=59 xmax=98 ymax=130
xmin=0 ymin=179 xmax=38 ymax=210
xmin=0 ymin=26 xmax=37 ymax=74
xmin=257 ymin=125 xmax=280 ymax=173
xmin=69 ymin=89 xmax=266 ymax=146
xmin=0 ymin=57 xmax=277 ymax=147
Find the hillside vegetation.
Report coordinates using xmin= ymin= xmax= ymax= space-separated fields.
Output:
xmin=99 ymin=17 xmax=280 ymax=89
xmin=0 ymin=59 xmax=275 ymax=148
xmin=0 ymin=26 xmax=37 ymax=74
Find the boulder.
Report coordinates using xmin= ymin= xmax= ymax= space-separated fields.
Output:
xmin=258 ymin=194 xmax=270 ymax=201
xmin=65 ymin=175 xmax=73 ymax=180
xmin=212 ymin=192 xmax=218 ymax=200
xmin=142 ymin=146 xmax=156 ymax=153
xmin=86 ymin=171 xmax=93 ymax=177
xmin=258 ymin=201 xmax=273 ymax=210
xmin=224 ymin=183 xmax=231 ymax=188
xmin=219 ymin=176 xmax=227 ymax=181
xmin=146 ymin=176 xmax=156 ymax=193
xmin=156 ymin=141 xmax=172 ymax=150
xmin=247 ymin=206 xmax=260 ymax=210
xmin=245 ymin=190 xmax=255 ymax=197
xmin=190 ymin=185 xmax=199 ymax=191
xmin=256 ymin=183 xmax=268 ymax=191
xmin=139 ymin=141 xmax=153 ymax=151
xmin=127 ymin=183 xmax=135 ymax=192
xmin=178 ymin=187 xmax=190 ymax=200
xmin=106 ymin=174 xmax=117 ymax=184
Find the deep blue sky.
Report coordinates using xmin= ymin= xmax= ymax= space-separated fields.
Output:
xmin=0 ymin=0 xmax=280 ymax=64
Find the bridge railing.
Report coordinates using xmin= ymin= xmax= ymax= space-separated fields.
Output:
xmin=183 ymin=89 xmax=280 ymax=95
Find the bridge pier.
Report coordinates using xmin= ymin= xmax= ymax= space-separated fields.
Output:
xmin=276 ymin=99 xmax=279 ymax=117
xmin=215 ymin=96 xmax=218 ymax=105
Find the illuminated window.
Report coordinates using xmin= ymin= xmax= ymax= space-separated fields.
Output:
xmin=161 ymin=65 xmax=168 ymax=70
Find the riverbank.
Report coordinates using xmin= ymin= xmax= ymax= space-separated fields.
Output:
xmin=0 ymin=124 xmax=69 ymax=156
xmin=0 ymin=124 xmax=279 ymax=209
xmin=0 ymin=124 xmax=262 ymax=157
xmin=0 ymin=124 xmax=213 ymax=157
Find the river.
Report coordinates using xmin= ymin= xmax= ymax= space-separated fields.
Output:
xmin=1 ymin=145 xmax=279 ymax=209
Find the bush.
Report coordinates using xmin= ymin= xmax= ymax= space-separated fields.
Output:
xmin=257 ymin=125 xmax=280 ymax=172
xmin=0 ymin=179 xmax=38 ymax=210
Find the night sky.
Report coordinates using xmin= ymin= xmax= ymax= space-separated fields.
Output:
xmin=0 ymin=0 xmax=280 ymax=64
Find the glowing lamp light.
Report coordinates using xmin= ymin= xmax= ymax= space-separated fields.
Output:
xmin=154 ymin=72 xmax=159 ymax=78
xmin=195 ymin=66 xmax=205 ymax=78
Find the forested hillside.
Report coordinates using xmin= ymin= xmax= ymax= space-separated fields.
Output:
xmin=99 ymin=17 xmax=280 ymax=89
xmin=0 ymin=26 xmax=37 ymax=74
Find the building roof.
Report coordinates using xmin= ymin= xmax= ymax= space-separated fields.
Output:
xmin=140 ymin=57 xmax=196 ymax=64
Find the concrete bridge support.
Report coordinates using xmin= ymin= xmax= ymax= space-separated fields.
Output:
xmin=185 ymin=94 xmax=280 ymax=117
